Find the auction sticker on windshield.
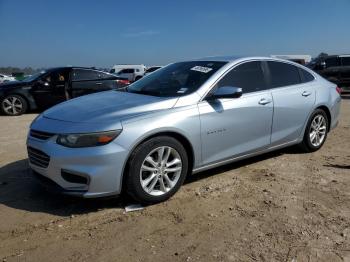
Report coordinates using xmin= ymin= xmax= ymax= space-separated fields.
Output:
xmin=191 ymin=66 xmax=213 ymax=73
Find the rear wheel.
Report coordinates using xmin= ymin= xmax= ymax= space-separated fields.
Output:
xmin=1 ymin=95 xmax=28 ymax=116
xmin=299 ymin=109 xmax=328 ymax=152
xmin=126 ymin=136 xmax=188 ymax=204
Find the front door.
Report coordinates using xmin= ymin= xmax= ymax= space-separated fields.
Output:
xmin=31 ymin=69 xmax=68 ymax=109
xmin=199 ymin=61 xmax=273 ymax=166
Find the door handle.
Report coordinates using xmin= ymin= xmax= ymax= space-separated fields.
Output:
xmin=96 ymin=82 xmax=102 ymax=85
xmin=258 ymin=98 xmax=272 ymax=105
xmin=302 ymin=91 xmax=312 ymax=97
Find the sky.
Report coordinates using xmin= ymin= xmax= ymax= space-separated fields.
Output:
xmin=0 ymin=0 xmax=349 ymax=68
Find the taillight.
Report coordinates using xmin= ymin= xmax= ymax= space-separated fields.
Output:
xmin=116 ymin=79 xmax=130 ymax=85
xmin=336 ymin=86 xmax=342 ymax=94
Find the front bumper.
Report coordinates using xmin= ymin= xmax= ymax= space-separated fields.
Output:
xmin=27 ymin=134 xmax=129 ymax=198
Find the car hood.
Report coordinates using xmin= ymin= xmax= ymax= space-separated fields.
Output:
xmin=43 ymin=91 xmax=179 ymax=123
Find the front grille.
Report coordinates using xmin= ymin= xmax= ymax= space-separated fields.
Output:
xmin=27 ymin=146 xmax=50 ymax=168
xmin=30 ymin=129 xmax=55 ymax=140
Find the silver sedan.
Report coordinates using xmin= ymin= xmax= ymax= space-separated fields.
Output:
xmin=27 ymin=56 xmax=342 ymax=204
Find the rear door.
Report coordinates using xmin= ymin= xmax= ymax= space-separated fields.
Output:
xmin=266 ymin=61 xmax=316 ymax=146
xmin=71 ymin=69 xmax=117 ymax=97
xmin=199 ymin=61 xmax=273 ymax=165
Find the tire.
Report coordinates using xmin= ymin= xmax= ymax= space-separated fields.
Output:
xmin=299 ymin=109 xmax=329 ymax=152
xmin=1 ymin=94 xmax=28 ymax=116
xmin=126 ymin=136 xmax=188 ymax=204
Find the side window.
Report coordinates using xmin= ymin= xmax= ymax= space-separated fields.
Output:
xmin=341 ymin=57 xmax=350 ymax=66
xmin=325 ymin=57 xmax=340 ymax=68
xmin=100 ymin=72 xmax=115 ymax=79
xmin=267 ymin=61 xmax=301 ymax=88
xmin=118 ymin=69 xmax=134 ymax=74
xmin=72 ymin=69 xmax=99 ymax=81
xmin=299 ymin=68 xmax=315 ymax=83
xmin=216 ymin=61 xmax=267 ymax=93
xmin=42 ymin=70 xmax=68 ymax=87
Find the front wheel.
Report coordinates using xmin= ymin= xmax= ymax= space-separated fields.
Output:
xmin=1 ymin=95 xmax=28 ymax=116
xmin=126 ymin=136 xmax=188 ymax=204
xmin=299 ymin=109 xmax=329 ymax=152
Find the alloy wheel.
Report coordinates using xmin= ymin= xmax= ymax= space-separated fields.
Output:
xmin=2 ymin=96 xmax=23 ymax=115
xmin=309 ymin=114 xmax=327 ymax=147
xmin=140 ymin=146 xmax=182 ymax=196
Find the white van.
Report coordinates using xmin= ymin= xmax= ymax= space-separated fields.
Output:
xmin=110 ymin=64 xmax=146 ymax=82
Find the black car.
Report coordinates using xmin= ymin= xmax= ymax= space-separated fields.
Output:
xmin=0 ymin=67 xmax=130 ymax=116
xmin=308 ymin=54 xmax=350 ymax=92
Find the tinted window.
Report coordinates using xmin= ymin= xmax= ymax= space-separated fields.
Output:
xmin=72 ymin=69 xmax=99 ymax=81
xmin=341 ymin=57 xmax=350 ymax=66
xmin=325 ymin=57 xmax=340 ymax=68
xmin=146 ymin=67 xmax=161 ymax=73
xmin=268 ymin=61 xmax=301 ymax=88
xmin=216 ymin=61 xmax=267 ymax=93
xmin=127 ymin=61 xmax=226 ymax=97
xmin=119 ymin=69 xmax=134 ymax=74
xmin=100 ymin=72 xmax=116 ymax=79
xmin=299 ymin=68 xmax=314 ymax=83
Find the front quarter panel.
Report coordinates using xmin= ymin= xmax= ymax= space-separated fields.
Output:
xmin=117 ymin=105 xmax=201 ymax=171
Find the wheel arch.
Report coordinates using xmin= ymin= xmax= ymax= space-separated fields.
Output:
xmin=315 ymin=104 xmax=332 ymax=131
xmin=2 ymin=91 xmax=37 ymax=111
xmin=120 ymin=131 xmax=195 ymax=193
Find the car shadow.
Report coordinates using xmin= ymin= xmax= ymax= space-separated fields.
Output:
xmin=0 ymin=159 xmax=129 ymax=217
xmin=0 ymin=146 xmax=305 ymax=216
xmin=185 ymin=146 xmax=302 ymax=184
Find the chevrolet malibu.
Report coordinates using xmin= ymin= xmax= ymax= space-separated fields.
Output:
xmin=27 ymin=56 xmax=341 ymax=204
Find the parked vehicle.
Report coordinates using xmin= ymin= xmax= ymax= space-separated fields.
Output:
xmin=0 ymin=74 xmax=16 ymax=84
xmin=110 ymin=64 xmax=146 ymax=82
xmin=27 ymin=56 xmax=341 ymax=204
xmin=307 ymin=54 xmax=350 ymax=92
xmin=0 ymin=67 xmax=129 ymax=116
xmin=271 ymin=55 xmax=312 ymax=65
xmin=145 ymin=66 xmax=162 ymax=75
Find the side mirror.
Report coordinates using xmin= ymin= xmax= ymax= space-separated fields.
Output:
xmin=320 ymin=61 xmax=326 ymax=69
xmin=37 ymin=79 xmax=49 ymax=86
xmin=208 ymin=86 xmax=243 ymax=100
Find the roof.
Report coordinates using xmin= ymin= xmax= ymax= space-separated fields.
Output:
xmin=194 ymin=55 xmax=244 ymax=62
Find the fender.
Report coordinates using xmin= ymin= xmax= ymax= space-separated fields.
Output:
xmin=1 ymin=88 xmax=38 ymax=110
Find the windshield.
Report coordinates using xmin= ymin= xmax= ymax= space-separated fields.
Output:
xmin=22 ymin=71 xmax=47 ymax=82
xmin=127 ymin=61 xmax=226 ymax=97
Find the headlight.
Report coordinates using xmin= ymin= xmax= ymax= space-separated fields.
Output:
xmin=57 ymin=130 xmax=122 ymax=148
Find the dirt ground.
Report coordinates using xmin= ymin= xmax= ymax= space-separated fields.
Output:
xmin=0 ymin=97 xmax=349 ymax=262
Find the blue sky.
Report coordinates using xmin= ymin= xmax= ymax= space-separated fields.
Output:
xmin=0 ymin=0 xmax=349 ymax=68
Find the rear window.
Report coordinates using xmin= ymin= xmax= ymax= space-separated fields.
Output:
xmin=99 ymin=72 xmax=116 ymax=79
xmin=267 ymin=61 xmax=301 ymax=88
xmin=299 ymin=68 xmax=315 ymax=83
